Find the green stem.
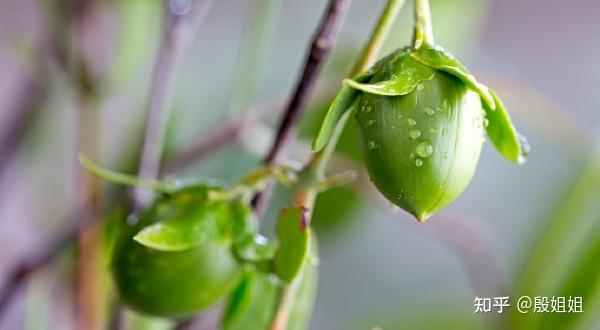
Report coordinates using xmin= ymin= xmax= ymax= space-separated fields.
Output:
xmin=309 ymin=0 xmax=407 ymax=179
xmin=413 ymin=0 xmax=434 ymax=48
xmin=79 ymin=155 xmax=171 ymax=193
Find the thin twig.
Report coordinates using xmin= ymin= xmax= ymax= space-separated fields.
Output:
xmin=252 ymin=0 xmax=352 ymax=213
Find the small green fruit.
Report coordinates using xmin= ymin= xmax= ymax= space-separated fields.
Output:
xmin=112 ymin=184 xmax=244 ymax=318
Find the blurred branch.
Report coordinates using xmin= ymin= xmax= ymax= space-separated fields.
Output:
xmin=252 ymin=0 xmax=352 ymax=214
xmin=161 ymin=96 xmax=283 ymax=174
xmin=132 ymin=0 xmax=216 ymax=209
xmin=0 ymin=72 xmax=48 ymax=190
xmin=0 ymin=210 xmax=93 ymax=319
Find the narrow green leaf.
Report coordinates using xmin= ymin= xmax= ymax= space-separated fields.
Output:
xmin=538 ymin=227 xmax=600 ymax=329
xmin=312 ymin=72 xmax=372 ymax=152
xmin=510 ymin=148 xmax=600 ymax=329
xmin=222 ymin=267 xmax=279 ymax=330
xmin=484 ymin=90 xmax=529 ymax=164
xmin=411 ymin=45 xmax=495 ymax=109
xmin=287 ymin=236 xmax=319 ymax=330
xmin=274 ymin=207 xmax=311 ymax=283
xmin=343 ymin=57 xmax=436 ymax=96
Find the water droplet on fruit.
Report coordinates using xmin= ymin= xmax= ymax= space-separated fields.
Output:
xmin=407 ymin=118 xmax=417 ymax=126
xmin=409 ymin=129 xmax=422 ymax=140
xmin=416 ymin=141 xmax=433 ymax=158
xmin=416 ymin=83 xmax=424 ymax=91
xmin=483 ymin=118 xmax=489 ymax=127
xmin=409 ymin=152 xmax=415 ymax=161
xmin=425 ymin=108 xmax=435 ymax=116
xmin=366 ymin=119 xmax=376 ymax=126
xmin=368 ymin=140 xmax=377 ymax=150
xmin=415 ymin=159 xmax=424 ymax=167
xmin=430 ymin=127 xmax=438 ymax=134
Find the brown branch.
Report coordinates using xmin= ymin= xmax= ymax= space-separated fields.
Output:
xmin=252 ymin=0 xmax=352 ymax=214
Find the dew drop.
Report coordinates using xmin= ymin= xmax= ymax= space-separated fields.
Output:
xmin=416 ymin=83 xmax=424 ymax=91
xmin=409 ymin=152 xmax=415 ymax=161
xmin=483 ymin=118 xmax=489 ymax=127
xmin=415 ymin=159 xmax=424 ymax=167
xmin=416 ymin=141 xmax=434 ymax=158
xmin=430 ymin=127 xmax=438 ymax=134
xmin=407 ymin=118 xmax=417 ymax=126
xmin=442 ymin=99 xmax=449 ymax=109
xmin=443 ymin=151 xmax=448 ymax=159
xmin=367 ymin=140 xmax=377 ymax=150
xmin=409 ymin=129 xmax=422 ymax=140
xmin=366 ymin=119 xmax=376 ymax=126
xmin=425 ymin=108 xmax=435 ymax=116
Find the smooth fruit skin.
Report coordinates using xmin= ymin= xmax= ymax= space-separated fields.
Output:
xmin=112 ymin=188 xmax=243 ymax=318
xmin=356 ymin=71 xmax=484 ymax=221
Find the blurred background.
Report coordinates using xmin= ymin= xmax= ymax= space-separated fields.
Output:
xmin=0 ymin=0 xmax=599 ymax=329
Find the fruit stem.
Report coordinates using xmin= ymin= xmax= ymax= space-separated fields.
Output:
xmin=270 ymin=2 xmax=407 ymax=329
xmin=413 ymin=0 xmax=434 ymax=48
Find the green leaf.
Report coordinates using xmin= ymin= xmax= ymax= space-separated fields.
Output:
xmin=274 ymin=207 xmax=311 ymax=283
xmin=343 ymin=56 xmax=436 ymax=96
xmin=484 ymin=90 xmax=529 ymax=164
xmin=411 ymin=45 xmax=495 ymax=109
xmin=133 ymin=218 xmax=204 ymax=252
xmin=312 ymin=72 xmax=373 ymax=152
xmin=133 ymin=200 xmax=230 ymax=251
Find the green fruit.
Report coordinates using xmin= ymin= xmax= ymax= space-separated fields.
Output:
xmin=313 ymin=46 xmax=528 ymax=222
xmin=355 ymin=65 xmax=484 ymax=221
xmin=112 ymin=184 xmax=244 ymax=318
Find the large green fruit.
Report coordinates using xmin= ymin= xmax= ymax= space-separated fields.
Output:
xmin=355 ymin=69 xmax=484 ymax=221
xmin=313 ymin=45 xmax=527 ymax=222
xmin=112 ymin=184 xmax=244 ymax=318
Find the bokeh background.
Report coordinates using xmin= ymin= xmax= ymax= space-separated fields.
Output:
xmin=0 ymin=0 xmax=599 ymax=329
